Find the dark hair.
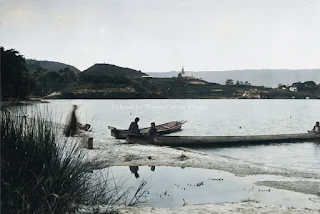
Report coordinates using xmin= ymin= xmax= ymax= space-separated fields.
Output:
xmin=135 ymin=117 xmax=140 ymax=122
xmin=151 ymin=122 xmax=155 ymax=125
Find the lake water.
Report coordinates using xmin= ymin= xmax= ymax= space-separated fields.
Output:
xmin=95 ymin=166 xmax=319 ymax=209
xmin=32 ymin=99 xmax=320 ymax=174
xmin=17 ymin=99 xmax=319 ymax=208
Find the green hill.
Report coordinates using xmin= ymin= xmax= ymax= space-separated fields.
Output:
xmin=82 ymin=63 xmax=147 ymax=78
xmin=26 ymin=59 xmax=80 ymax=73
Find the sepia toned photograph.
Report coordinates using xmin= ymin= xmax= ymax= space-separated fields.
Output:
xmin=1 ymin=0 xmax=319 ymax=213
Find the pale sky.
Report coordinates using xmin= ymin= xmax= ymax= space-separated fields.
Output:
xmin=0 ymin=0 xmax=319 ymax=72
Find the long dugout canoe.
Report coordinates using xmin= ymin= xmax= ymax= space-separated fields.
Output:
xmin=108 ymin=120 xmax=186 ymax=139
xmin=127 ymin=133 xmax=320 ymax=147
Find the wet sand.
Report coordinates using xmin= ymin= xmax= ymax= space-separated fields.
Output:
xmin=118 ymin=202 xmax=319 ymax=214
xmin=81 ymin=139 xmax=320 ymax=213
xmin=254 ymin=181 xmax=320 ymax=197
xmin=86 ymin=142 xmax=319 ymax=180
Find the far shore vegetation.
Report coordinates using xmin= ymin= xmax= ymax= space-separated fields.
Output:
xmin=1 ymin=46 xmax=319 ymax=102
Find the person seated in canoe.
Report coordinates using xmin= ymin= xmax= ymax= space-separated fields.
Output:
xmin=148 ymin=122 xmax=157 ymax=136
xmin=310 ymin=122 xmax=320 ymax=133
xmin=147 ymin=122 xmax=157 ymax=143
xmin=128 ymin=117 xmax=141 ymax=136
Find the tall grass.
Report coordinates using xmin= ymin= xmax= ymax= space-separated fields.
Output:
xmin=1 ymin=108 xmax=146 ymax=214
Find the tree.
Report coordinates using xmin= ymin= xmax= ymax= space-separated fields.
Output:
xmin=225 ymin=79 xmax=234 ymax=85
xmin=1 ymin=47 xmax=33 ymax=99
xmin=58 ymin=68 xmax=77 ymax=82
xmin=304 ymin=81 xmax=316 ymax=89
xmin=46 ymin=71 xmax=60 ymax=81
xmin=244 ymin=81 xmax=251 ymax=86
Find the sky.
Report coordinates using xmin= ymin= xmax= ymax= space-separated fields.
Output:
xmin=0 ymin=0 xmax=320 ymax=72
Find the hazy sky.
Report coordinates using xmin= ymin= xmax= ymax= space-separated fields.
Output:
xmin=1 ymin=0 xmax=319 ymax=72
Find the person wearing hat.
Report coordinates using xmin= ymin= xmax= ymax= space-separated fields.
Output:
xmin=128 ymin=117 xmax=141 ymax=136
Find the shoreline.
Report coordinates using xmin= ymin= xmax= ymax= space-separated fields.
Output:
xmin=0 ymin=99 xmax=49 ymax=108
xmin=84 ymin=141 xmax=320 ymax=213
xmin=118 ymin=202 xmax=320 ymax=214
xmin=90 ymin=143 xmax=320 ymax=179
xmin=84 ymin=142 xmax=320 ymax=195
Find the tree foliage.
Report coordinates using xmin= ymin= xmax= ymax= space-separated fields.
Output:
xmin=78 ymin=73 xmax=130 ymax=84
xmin=1 ymin=47 xmax=34 ymax=99
xmin=30 ymin=67 xmax=77 ymax=96
xmin=235 ymin=80 xmax=251 ymax=86
xmin=291 ymin=81 xmax=318 ymax=92
xmin=225 ymin=79 xmax=234 ymax=85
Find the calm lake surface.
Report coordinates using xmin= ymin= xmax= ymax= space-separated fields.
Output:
xmin=96 ymin=166 xmax=319 ymax=208
xmin=34 ymin=99 xmax=320 ymax=174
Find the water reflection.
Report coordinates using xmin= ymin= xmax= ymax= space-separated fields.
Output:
xmin=129 ymin=166 xmax=139 ymax=178
xmin=129 ymin=166 xmax=156 ymax=178
xmin=109 ymin=166 xmax=319 ymax=209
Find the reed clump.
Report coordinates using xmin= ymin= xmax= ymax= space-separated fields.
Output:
xmin=1 ymin=109 xmax=146 ymax=214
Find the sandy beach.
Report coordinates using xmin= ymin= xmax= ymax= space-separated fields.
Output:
xmin=118 ymin=202 xmax=319 ymax=214
xmin=80 ymin=137 xmax=320 ymax=213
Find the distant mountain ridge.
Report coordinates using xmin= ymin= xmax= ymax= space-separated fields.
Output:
xmin=82 ymin=63 xmax=148 ymax=78
xmin=147 ymin=69 xmax=320 ymax=87
xmin=26 ymin=59 xmax=80 ymax=73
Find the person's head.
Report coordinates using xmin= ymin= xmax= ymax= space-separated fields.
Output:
xmin=135 ymin=117 xmax=140 ymax=123
xmin=151 ymin=166 xmax=155 ymax=171
xmin=85 ymin=124 xmax=91 ymax=131
xmin=316 ymin=122 xmax=319 ymax=126
xmin=151 ymin=122 xmax=155 ymax=127
xmin=73 ymin=105 xmax=78 ymax=110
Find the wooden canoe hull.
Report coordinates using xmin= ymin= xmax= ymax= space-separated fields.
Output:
xmin=108 ymin=120 xmax=187 ymax=139
xmin=126 ymin=133 xmax=320 ymax=147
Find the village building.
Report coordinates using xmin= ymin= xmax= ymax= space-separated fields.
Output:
xmin=242 ymin=89 xmax=261 ymax=99
xmin=289 ymin=86 xmax=298 ymax=92
xmin=178 ymin=66 xmax=195 ymax=79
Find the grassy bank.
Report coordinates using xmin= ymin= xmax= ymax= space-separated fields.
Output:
xmin=0 ymin=108 xmax=146 ymax=214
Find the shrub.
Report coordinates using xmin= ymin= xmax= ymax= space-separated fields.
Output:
xmin=1 ymin=108 xmax=146 ymax=214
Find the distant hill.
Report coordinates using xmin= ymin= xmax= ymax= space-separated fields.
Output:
xmin=26 ymin=59 xmax=80 ymax=74
xmin=147 ymin=69 xmax=320 ymax=87
xmin=82 ymin=63 xmax=148 ymax=78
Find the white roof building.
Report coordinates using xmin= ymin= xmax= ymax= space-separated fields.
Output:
xmin=178 ymin=66 xmax=195 ymax=79
xmin=289 ymin=86 xmax=298 ymax=92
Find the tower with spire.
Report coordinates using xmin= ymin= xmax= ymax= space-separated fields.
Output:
xmin=178 ymin=65 xmax=195 ymax=79
xmin=181 ymin=66 xmax=185 ymax=75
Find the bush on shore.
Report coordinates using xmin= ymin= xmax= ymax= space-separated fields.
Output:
xmin=1 ymin=109 xmax=146 ymax=214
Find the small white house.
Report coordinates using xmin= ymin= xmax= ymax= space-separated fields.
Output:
xmin=289 ymin=86 xmax=298 ymax=92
